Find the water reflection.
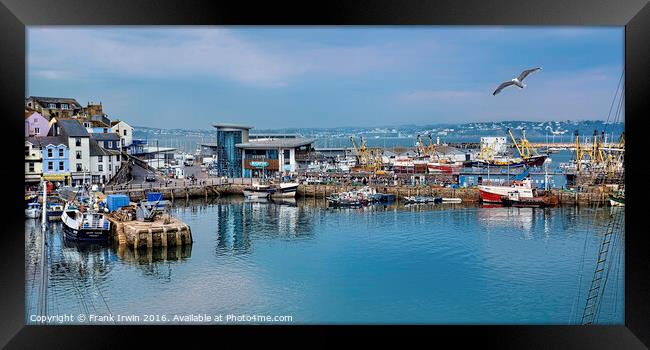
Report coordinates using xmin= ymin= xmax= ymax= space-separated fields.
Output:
xmin=115 ymin=244 xmax=192 ymax=265
xmin=214 ymin=198 xmax=316 ymax=255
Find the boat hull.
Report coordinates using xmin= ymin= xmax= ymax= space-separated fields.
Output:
xmin=270 ymin=185 xmax=298 ymax=198
xmin=62 ymin=223 xmax=111 ymax=241
xmin=25 ymin=209 xmax=41 ymax=219
xmin=243 ymin=189 xmax=270 ymax=198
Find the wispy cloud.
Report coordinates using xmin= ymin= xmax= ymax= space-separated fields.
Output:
xmin=28 ymin=28 xmax=407 ymax=87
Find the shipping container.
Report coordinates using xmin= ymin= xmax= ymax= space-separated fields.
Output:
xmin=106 ymin=194 xmax=130 ymax=212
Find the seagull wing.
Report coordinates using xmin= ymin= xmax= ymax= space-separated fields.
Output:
xmin=493 ymin=81 xmax=515 ymax=95
xmin=517 ymin=67 xmax=541 ymax=82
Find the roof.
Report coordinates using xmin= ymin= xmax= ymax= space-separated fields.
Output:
xmin=89 ymin=139 xmax=120 ymax=156
xmin=25 ymin=111 xmax=46 ymax=120
xmin=199 ymin=142 xmax=219 ymax=147
xmin=236 ymin=138 xmax=316 ymax=149
xmin=432 ymin=145 xmax=466 ymax=155
xmin=213 ymin=123 xmax=253 ymax=130
xmin=25 ymin=135 xmax=68 ymax=147
xmin=58 ymin=119 xmax=90 ymax=137
xmin=27 ymin=96 xmax=81 ymax=108
xmin=90 ymin=132 xmax=121 ymax=141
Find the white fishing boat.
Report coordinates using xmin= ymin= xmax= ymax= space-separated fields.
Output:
xmin=441 ymin=198 xmax=463 ymax=203
xmin=243 ymin=184 xmax=271 ymax=198
xmin=61 ymin=185 xmax=111 ymax=241
xmin=25 ymin=203 xmax=41 ymax=219
xmin=270 ymin=182 xmax=299 ymax=198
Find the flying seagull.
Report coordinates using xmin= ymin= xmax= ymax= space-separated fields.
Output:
xmin=493 ymin=67 xmax=542 ymax=96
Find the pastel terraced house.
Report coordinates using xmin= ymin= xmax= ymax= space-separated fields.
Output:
xmin=25 ymin=111 xmax=49 ymax=137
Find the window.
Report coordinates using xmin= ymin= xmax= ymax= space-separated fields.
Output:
xmin=98 ymin=164 xmax=103 ymax=172
xmin=61 ymin=103 xmax=69 ymax=109
xmin=48 ymin=103 xmax=56 ymax=108
xmin=109 ymin=164 xmax=112 ymax=171
xmin=47 ymin=162 xmax=53 ymax=171
xmin=103 ymin=128 xmax=108 ymax=133
xmin=29 ymin=162 xmax=34 ymax=172
xmin=76 ymin=151 xmax=82 ymax=159
xmin=47 ymin=148 xmax=53 ymax=158
xmin=75 ymin=138 xmax=81 ymax=146
xmin=35 ymin=127 xmax=40 ymax=134
xmin=25 ymin=146 xmax=29 ymax=156
xmin=59 ymin=162 xmax=64 ymax=171
xmin=76 ymin=163 xmax=82 ymax=172
xmin=58 ymin=148 xmax=64 ymax=157
xmin=107 ymin=141 xmax=113 ymax=148
xmin=98 ymin=156 xmax=103 ymax=163
xmin=123 ymin=129 xmax=127 ymax=136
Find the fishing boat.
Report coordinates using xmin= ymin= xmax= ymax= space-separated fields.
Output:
xmin=403 ymin=196 xmax=442 ymax=204
xmin=479 ymin=178 xmax=535 ymax=203
xmin=46 ymin=202 xmax=65 ymax=221
xmin=326 ymin=186 xmax=377 ymax=207
xmin=500 ymin=191 xmax=559 ymax=208
xmin=441 ymin=198 xmax=462 ymax=204
xmin=270 ymin=182 xmax=299 ymax=198
xmin=464 ymin=155 xmax=547 ymax=168
xmin=427 ymin=161 xmax=463 ymax=173
xmin=61 ymin=201 xmax=111 ymax=241
xmin=25 ymin=203 xmax=41 ymax=219
xmin=243 ymin=184 xmax=273 ymax=199
xmin=61 ymin=184 xmax=111 ymax=241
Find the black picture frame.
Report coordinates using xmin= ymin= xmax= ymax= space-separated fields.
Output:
xmin=1 ymin=0 xmax=648 ymax=348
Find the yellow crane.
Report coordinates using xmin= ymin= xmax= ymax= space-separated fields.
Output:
xmin=507 ymin=128 xmax=539 ymax=160
xmin=350 ymin=136 xmax=385 ymax=174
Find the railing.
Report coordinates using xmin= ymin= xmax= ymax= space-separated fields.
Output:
xmin=104 ymin=177 xmax=256 ymax=192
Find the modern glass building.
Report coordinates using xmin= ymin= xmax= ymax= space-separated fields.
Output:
xmin=214 ymin=124 xmax=251 ymax=178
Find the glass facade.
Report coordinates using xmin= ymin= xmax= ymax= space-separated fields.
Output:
xmin=216 ymin=130 xmax=243 ymax=177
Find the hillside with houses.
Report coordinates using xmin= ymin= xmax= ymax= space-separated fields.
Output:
xmin=24 ymin=96 xmax=141 ymax=189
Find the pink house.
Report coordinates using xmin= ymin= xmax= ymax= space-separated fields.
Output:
xmin=25 ymin=112 xmax=50 ymax=137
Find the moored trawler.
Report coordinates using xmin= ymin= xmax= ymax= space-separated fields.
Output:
xmin=61 ymin=185 xmax=111 ymax=241
xmin=478 ymin=178 xmax=535 ymax=203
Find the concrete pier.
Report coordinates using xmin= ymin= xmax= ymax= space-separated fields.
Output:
xmin=108 ymin=216 xmax=193 ymax=249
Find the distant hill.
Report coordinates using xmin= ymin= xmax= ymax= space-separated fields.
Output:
xmin=133 ymin=120 xmax=624 ymax=140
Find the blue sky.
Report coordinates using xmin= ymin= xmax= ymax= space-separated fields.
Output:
xmin=28 ymin=27 xmax=623 ymax=129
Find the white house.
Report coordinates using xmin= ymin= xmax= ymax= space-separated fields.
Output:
xmin=89 ymin=139 xmax=121 ymax=184
xmin=52 ymin=119 xmax=92 ymax=186
xmin=111 ymin=120 xmax=134 ymax=148
xmin=25 ymin=138 xmax=43 ymax=185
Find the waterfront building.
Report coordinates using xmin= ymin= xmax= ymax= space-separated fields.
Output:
xmin=50 ymin=119 xmax=92 ymax=185
xmin=24 ymin=111 xmax=50 ymax=137
xmin=237 ymin=138 xmax=316 ymax=177
xmin=39 ymin=136 xmax=70 ymax=184
xmin=24 ymin=138 xmax=43 ymax=185
xmin=134 ymin=146 xmax=177 ymax=169
xmin=89 ymin=139 xmax=121 ymax=184
xmin=25 ymin=96 xmax=82 ymax=119
xmin=90 ymin=132 xmax=122 ymax=151
xmin=111 ymin=120 xmax=134 ymax=148
xmin=214 ymin=124 xmax=252 ymax=178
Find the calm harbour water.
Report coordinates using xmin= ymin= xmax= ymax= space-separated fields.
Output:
xmin=26 ymin=198 xmax=624 ymax=324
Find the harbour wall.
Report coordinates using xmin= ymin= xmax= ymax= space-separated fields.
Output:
xmin=107 ymin=183 xmax=613 ymax=205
